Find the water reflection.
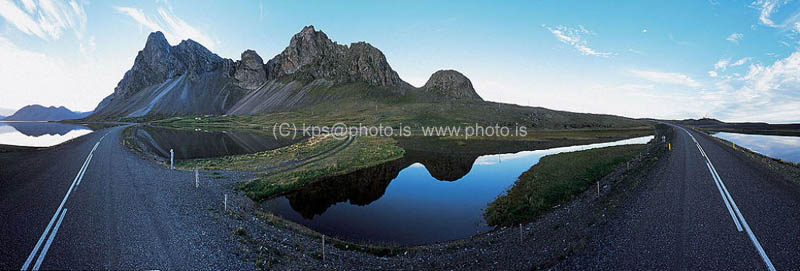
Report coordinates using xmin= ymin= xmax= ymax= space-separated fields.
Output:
xmin=713 ymin=132 xmax=800 ymax=163
xmin=263 ymin=136 xmax=653 ymax=245
xmin=132 ymin=126 xmax=305 ymax=159
xmin=0 ymin=121 xmax=93 ymax=147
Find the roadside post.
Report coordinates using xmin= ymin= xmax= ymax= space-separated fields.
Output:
xmin=170 ymin=149 xmax=174 ymax=169
xmin=322 ymin=234 xmax=326 ymax=262
xmin=195 ymin=167 xmax=199 ymax=188
xmin=596 ymin=181 xmax=600 ymax=197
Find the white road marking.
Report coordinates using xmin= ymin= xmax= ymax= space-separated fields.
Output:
xmin=21 ymin=133 xmax=108 ymax=270
xmin=705 ymin=161 xmax=742 ymax=231
xmin=75 ymin=154 xmax=93 ymax=187
xmin=32 ymin=208 xmax=67 ymax=271
xmin=679 ymin=127 xmax=776 ymax=271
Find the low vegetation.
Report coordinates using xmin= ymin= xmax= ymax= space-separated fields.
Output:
xmin=485 ymin=144 xmax=647 ymax=227
xmin=175 ymin=134 xmax=345 ymax=171
xmin=186 ymin=135 xmax=402 ymax=201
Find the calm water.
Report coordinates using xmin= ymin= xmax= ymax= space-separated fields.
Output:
xmin=713 ymin=132 xmax=800 ymax=163
xmin=0 ymin=121 xmax=93 ymax=147
xmin=132 ymin=126 xmax=305 ymax=159
xmin=261 ymin=135 xmax=654 ymax=245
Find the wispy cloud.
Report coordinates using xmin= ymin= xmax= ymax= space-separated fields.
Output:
xmin=715 ymin=58 xmax=731 ymax=71
xmin=750 ymin=0 xmax=800 ymax=32
xmin=700 ymin=51 xmax=800 ymax=123
xmin=668 ymin=33 xmax=691 ymax=46
xmin=752 ymin=0 xmax=781 ymax=27
xmin=711 ymin=57 xmax=750 ymax=75
xmin=259 ymin=1 xmax=264 ymax=21
xmin=115 ymin=6 xmax=218 ymax=50
xmin=630 ymin=70 xmax=701 ymax=88
xmin=726 ymin=32 xmax=743 ymax=44
xmin=543 ymin=25 xmax=612 ymax=57
xmin=0 ymin=0 xmax=87 ymax=40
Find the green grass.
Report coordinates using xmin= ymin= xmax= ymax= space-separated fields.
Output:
xmin=175 ymin=135 xmax=345 ymax=171
xmin=237 ymin=136 xmax=405 ymax=200
xmin=485 ymin=144 xmax=646 ymax=227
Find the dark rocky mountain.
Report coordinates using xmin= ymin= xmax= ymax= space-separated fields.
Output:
xmin=89 ymin=26 xmax=478 ymax=119
xmin=91 ymin=31 xmax=243 ymax=119
xmin=4 ymin=105 xmax=89 ymax=121
xmin=233 ymin=50 xmax=267 ymax=90
xmin=265 ymin=26 xmax=406 ymax=87
xmin=423 ymin=70 xmax=482 ymax=101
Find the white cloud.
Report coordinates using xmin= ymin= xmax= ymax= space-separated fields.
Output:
xmin=710 ymin=57 xmax=750 ymax=76
xmin=544 ymin=25 xmax=612 ymax=57
xmin=115 ymin=6 xmax=218 ymax=50
xmin=731 ymin=57 xmax=751 ymax=67
xmin=0 ymin=0 xmax=86 ymax=40
xmin=714 ymin=58 xmax=731 ymax=71
xmin=726 ymin=32 xmax=743 ymax=44
xmin=700 ymin=51 xmax=800 ymax=123
xmin=752 ymin=0 xmax=781 ymax=27
xmin=630 ymin=70 xmax=701 ymax=88
xmin=0 ymin=37 xmax=127 ymax=112
xmin=742 ymin=51 xmax=800 ymax=91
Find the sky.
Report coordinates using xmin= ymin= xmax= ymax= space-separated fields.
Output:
xmin=1 ymin=0 xmax=799 ymax=123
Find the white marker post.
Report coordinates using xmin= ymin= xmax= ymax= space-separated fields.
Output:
xmin=322 ymin=234 xmax=326 ymax=263
xmin=224 ymin=194 xmax=228 ymax=212
xmin=596 ymin=182 xmax=600 ymax=197
xmin=170 ymin=149 xmax=174 ymax=170
xmin=195 ymin=167 xmax=199 ymax=188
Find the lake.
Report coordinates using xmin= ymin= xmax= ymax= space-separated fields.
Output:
xmin=261 ymin=135 xmax=654 ymax=245
xmin=712 ymin=132 xmax=800 ymax=163
xmin=0 ymin=121 xmax=93 ymax=147
xmin=130 ymin=126 xmax=305 ymax=159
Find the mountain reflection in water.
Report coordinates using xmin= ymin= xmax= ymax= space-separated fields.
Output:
xmin=0 ymin=122 xmax=93 ymax=147
xmin=263 ymin=135 xmax=654 ymax=245
xmin=131 ymin=126 xmax=305 ymax=159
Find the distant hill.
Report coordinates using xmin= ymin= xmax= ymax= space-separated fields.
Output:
xmin=4 ymin=105 xmax=91 ymax=121
xmin=677 ymin=118 xmax=726 ymax=126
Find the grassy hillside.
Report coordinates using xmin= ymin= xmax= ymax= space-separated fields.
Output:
xmin=149 ymin=82 xmax=647 ymax=131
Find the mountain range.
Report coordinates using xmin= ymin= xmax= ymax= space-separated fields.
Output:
xmin=86 ymin=25 xmax=642 ymax=130
xmin=90 ymin=25 xmax=481 ymax=119
xmin=3 ymin=105 xmax=90 ymax=121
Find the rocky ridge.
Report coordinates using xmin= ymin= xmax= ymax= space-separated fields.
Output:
xmin=91 ymin=25 xmax=482 ymax=118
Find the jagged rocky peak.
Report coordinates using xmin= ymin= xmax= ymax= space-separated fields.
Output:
xmin=423 ymin=70 xmax=482 ymax=101
xmin=234 ymin=49 xmax=267 ymax=90
xmin=265 ymin=25 xmax=404 ymax=86
xmin=109 ymin=32 xmax=228 ymax=99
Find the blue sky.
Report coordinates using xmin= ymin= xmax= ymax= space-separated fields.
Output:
xmin=1 ymin=0 xmax=799 ymax=122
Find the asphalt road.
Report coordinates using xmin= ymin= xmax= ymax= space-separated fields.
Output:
xmin=0 ymin=125 xmax=252 ymax=270
xmin=2 ymin=124 xmax=799 ymax=270
xmin=558 ymin=125 xmax=800 ymax=270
